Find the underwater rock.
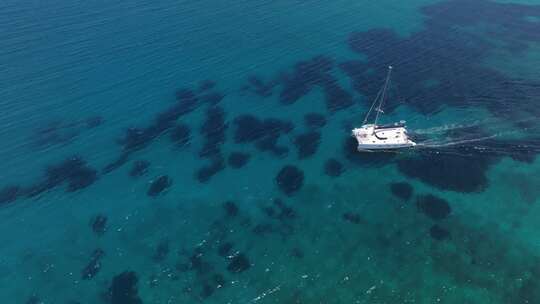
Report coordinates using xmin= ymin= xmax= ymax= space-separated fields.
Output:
xmin=200 ymin=92 xmax=225 ymax=105
xmin=273 ymin=198 xmax=296 ymax=220
xmin=279 ymin=56 xmax=333 ymax=104
xmin=107 ymin=271 xmax=142 ymax=304
xmin=116 ymin=87 xmax=198 ymax=156
xmin=430 ymin=224 xmax=451 ymax=241
xmin=254 ymin=134 xmax=289 ymax=157
xmin=199 ymin=106 xmax=227 ymax=158
xmin=304 ymin=113 xmax=327 ymax=128
xmin=199 ymin=273 xmax=226 ymax=299
xmin=322 ymin=80 xmax=354 ymax=112
xmin=25 ymin=296 xmax=42 ymax=304
xmin=233 ymin=115 xmax=293 ymax=156
xmin=275 ymin=165 xmax=304 ymax=196
xmin=324 ymin=159 xmax=344 ymax=177
xmin=31 ymin=119 xmax=86 ymax=148
xmin=227 ymin=254 xmax=251 ymax=273
xmin=264 ymin=118 xmax=294 ymax=133
xmin=397 ymin=149 xmax=492 ymax=193
xmin=200 ymin=283 xmax=215 ymax=299
xmin=153 ymin=239 xmax=170 ymax=262
xmin=416 ymin=194 xmax=452 ymax=220
xmin=390 ymin=182 xmax=413 ymax=201
xmin=228 ymin=152 xmax=250 ymax=169
xmin=290 ymin=247 xmax=304 ymax=259
xmin=118 ymin=128 xmax=152 ymax=153
xmin=218 ymin=242 xmax=233 ymax=257
xmin=294 ymin=131 xmax=321 ymax=159
xmin=342 ymin=212 xmax=362 ymax=224
xmin=198 ymin=79 xmax=216 ymax=92
xmin=244 ymin=75 xmax=276 ymax=97
xmin=170 ymin=124 xmax=190 ymax=147
xmin=103 ymin=153 xmax=130 ymax=174
xmin=212 ymin=273 xmax=225 ymax=287
xmin=81 ymin=248 xmax=105 ymax=280
xmin=187 ymin=250 xmax=212 ymax=273
xmin=278 ymin=56 xmax=353 ymax=111
xmin=85 ymin=116 xmax=104 ymax=128
xmin=233 ymin=115 xmax=265 ymax=143
xmin=196 ymin=157 xmax=225 ymax=183
xmin=341 ymin=1 xmax=540 ymax=121
xmin=90 ymin=214 xmax=108 ymax=236
xmin=51 ymin=157 xmax=98 ymax=192
xmin=252 ymin=223 xmax=274 ymax=235
xmin=343 ymin=136 xmax=396 ymax=166
xmin=262 ymin=206 xmax=276 ymax=218
xmin=223 ymin=201 xmax=239 ymax=217
xmin=0 ymin=185 xmax=20 ymax=205
xmin=129 ymin=160 xmax=150 ymax=178
xmin=147 ymin=175 xmax=172 ymax=197
xmin=25 ymin=156 xmax=98 ymax=197
xmin=175 ymin=88 xmax=196 ymax=101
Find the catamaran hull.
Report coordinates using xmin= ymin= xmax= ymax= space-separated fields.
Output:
xmin=357 ymin=142 xmax=416 ymax=151
xmin=352 ymin=124 xmax=416 ymax=151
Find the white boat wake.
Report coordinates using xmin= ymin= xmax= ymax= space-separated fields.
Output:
xmin=414 ymin=134 xmax=499 ymax=148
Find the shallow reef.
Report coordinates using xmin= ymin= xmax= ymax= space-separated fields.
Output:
xmin=30 ymin=116 xmax=103 ymax=148
xmin=199 ymin=106 xmax=227 ymax=158
xmin=294 ymin=131 xmax=321 ymax=159
xmin=416 ymin=194 xmax=452 ymax=220
xmin=147 ymin=175 xmax=172 ymax=197
xmin=324 ymin=158 xmax=344 ymax=177
xmin=196 ymin=156 xmax=225 ymax=183
xmin=90 ymin=214 xmax=108 ymax=236
xmin=21 ymin=156 xmax=99 ymax=199
xmin=200 ymin=92 xmax=225 ymax=105
xmin=342 ymin=212 xmax=362 ymax=224
xmin=81 ymin=248 xmax=105 ymax=280
xmin=278 ymin=56 xmax=354 ymax=112
xmin=0 ymin=185 xmax=20 ymax=205
xmin=341 ymin=0 xmax=540 ymax=121
xmin=429 ymin=224 xmax=450 ymax=241
xmin=223 ymin=201 xmax=239 ymax=217
xmin=389 ymin=182 xmax=413 ymax=201
xmin=104 ymin=84 xmax=226 ymax=174
xmin=107 ymin=271 xmax=142 ymax=304
xmin=198 ymin=79 xmax=216 ymax=92
xmin=343 ymin=136 xmax=396 ymax=166
xmin=218 ymin=242 xmax=233 ymax=257
xmin=233 ymin=115 xmax=293 ymax=157
xmin=242 ymin=75 xmax=277 ymax=97
xmin=129 ymin=160 xmax=150 ymax=178
xmin=170 ymin=123 xmax=191 ymax=147
xmin=227 ymin=152 xmax=250 ymax=169
xmin=227 ymin=253 xmax=251 ymax=273
xmin=275 ymin=165 xmax=304 ymax=196
xmin=304 ymin=113 xmax=327 ymax=128
xmin=25 ymin=296 xmax=41 ymax=304
xmin=397 ymin=147 xmax=494 ymax=193
xmin=153 ymin=239 xmax=170 ymax=262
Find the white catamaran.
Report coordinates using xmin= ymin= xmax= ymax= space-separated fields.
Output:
xmin=352 ymin=66 xmax=416 ymax=151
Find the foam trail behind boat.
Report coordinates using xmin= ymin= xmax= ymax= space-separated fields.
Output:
xmin=415 ymin=134 xmax=499 ymax=148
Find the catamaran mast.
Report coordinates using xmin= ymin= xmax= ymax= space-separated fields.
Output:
xmin=374 ymin=65 xmax=392 ymax=126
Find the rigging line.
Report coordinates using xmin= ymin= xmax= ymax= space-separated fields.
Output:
xmin=374 ymin=66 xmax=393 ymax=126
xmin=362 ymin=86 xmax=384 ymax=125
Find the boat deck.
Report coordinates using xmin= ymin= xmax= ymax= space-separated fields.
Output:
xmin=352 ymin=124 xmax=416 ymax=150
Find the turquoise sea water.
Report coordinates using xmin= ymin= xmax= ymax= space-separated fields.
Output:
xmin=1 ymin=0 xmax=540 ymax=303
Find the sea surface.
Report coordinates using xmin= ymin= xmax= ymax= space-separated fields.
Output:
xmin=1 ymin=0 xmax=540 ymax=303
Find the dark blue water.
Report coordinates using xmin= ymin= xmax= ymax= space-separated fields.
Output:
xmin=1 ymin=0 xmax=540 ymax=303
